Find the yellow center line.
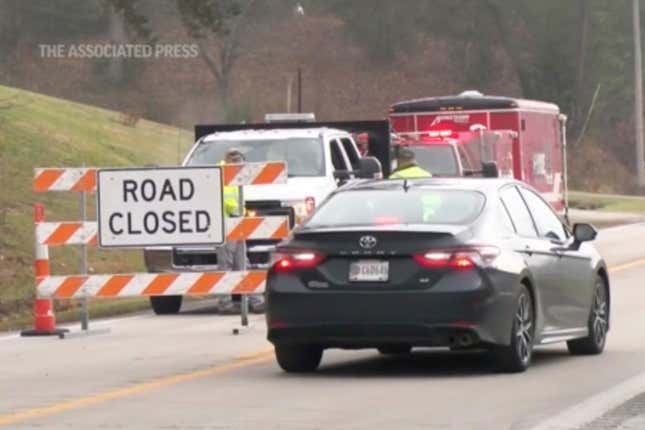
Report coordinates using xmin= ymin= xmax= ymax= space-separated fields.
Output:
xmin=0 ymin=348 xmax=274 ymax=427
xmin=608 ymin=257 xmax=645 ymax=274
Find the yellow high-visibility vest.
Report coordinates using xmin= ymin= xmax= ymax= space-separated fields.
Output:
xmin=389 ymin=165 xmax=432 ymax=179
xmin=219 ymin=161 xmax=240 ymax=216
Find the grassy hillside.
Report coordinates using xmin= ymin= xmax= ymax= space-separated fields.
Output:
xmin=0 ymin=85 xmax=193 ymax=327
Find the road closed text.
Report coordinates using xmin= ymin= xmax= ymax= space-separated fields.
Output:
xmin=108 ymin=209 xmax=211 ymax=236
xmin=97 ymin=167 xmax=224 ymax=247
xmin=108 ymin=179 xmax=211 ymax=235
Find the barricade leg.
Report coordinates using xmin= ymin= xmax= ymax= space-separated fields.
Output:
xmin=21 ymin=204 xmax=68 ymax=337
xmin=233 ymin=186 xmax=251 ymax=335
xmin=60 ymin=180 xmax=110 ymax=338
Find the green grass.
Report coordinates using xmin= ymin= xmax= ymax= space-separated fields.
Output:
xmin=0 ymin=84 xmax=193 ymax=328
xmin=569 ymin=191 xmax=645 ymax=213
xmin=0 ymin=298 xmax=151 ymax=332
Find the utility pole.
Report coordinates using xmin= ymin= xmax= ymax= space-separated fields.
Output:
xmin=297 ymin=67 xmax=302 ymax=113
xmin=634 ymin=0 xmax=645 ymax=187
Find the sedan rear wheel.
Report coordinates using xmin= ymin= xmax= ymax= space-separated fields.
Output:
xmin=494 ymin=284 xmax=534 ymax=373
xmin=567 ymin=275 xmax=608 ymax=355
xmin=275 ymin=344 xmax=323 ymax=373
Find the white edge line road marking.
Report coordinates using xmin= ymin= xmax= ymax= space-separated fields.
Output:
xmin=529 ymin=371 xmax=645 ymax=430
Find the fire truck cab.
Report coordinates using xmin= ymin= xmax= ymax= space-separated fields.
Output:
xmin=391 ymin=128 xmax=517 ymax=178
xmin=389 ymin=91 xmax=568 ymax=215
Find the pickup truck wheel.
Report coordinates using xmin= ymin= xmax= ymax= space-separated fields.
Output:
xmin=150 ymin=296 xmax=182 ymax=315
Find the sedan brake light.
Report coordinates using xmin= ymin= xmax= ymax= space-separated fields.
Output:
xmin=373 ymin=216 xmax=401 ymax=225
xmin=413 ymin=246 xmax=499 ymax=270
xmin=272 ymin=250 xmax=326 ymax=272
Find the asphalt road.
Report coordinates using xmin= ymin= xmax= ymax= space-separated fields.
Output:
xmin=1 ymin=223 xmax=645 ymax=429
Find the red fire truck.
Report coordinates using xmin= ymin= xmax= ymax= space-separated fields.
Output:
xmin=389 ymin=91 xmax=568 ymax=216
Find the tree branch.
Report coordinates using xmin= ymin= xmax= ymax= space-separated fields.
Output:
xmin=481 ymin=0 xmax=535 ymax=97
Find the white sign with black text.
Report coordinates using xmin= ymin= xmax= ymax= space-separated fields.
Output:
xmin=97 ymin=167 xmax=224 ymax=247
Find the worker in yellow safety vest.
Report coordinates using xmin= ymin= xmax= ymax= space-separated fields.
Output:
xmin=389 ymin=147 xmax=432 ymax=179
xmin=217 ymin=149 xmax=265 ymax=313
xmin=389 ymin=147 xmax=438 ymax=221
xmin=220 ymin=149 xmax=244 ymax=217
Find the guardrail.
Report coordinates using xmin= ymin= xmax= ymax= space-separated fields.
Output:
xmin=23 ymin=163 xmax=288 ymax=337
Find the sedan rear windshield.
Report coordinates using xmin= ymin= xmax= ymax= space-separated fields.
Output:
xmin=305 ymin=189 xmax=485 ymax=227
xmin=186 ymin=138 xmax=324 ymax=177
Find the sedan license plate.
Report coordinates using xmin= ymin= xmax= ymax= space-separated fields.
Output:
xmin=349 ymin=260 xmax=389 ymax=282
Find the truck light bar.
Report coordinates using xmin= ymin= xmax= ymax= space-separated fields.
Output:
xmin=264 ymin=113 xmax=316 ymax=123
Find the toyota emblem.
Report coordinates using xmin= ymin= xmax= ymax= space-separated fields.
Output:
xmin=359 ymin=235 xmax=377 ymax=249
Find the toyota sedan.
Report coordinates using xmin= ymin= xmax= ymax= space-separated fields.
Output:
xmin=265 ymin=178 xmax=609 ymax=373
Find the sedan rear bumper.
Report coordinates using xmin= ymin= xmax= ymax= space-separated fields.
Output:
xmin=268 ymin=323 xmax=483 ymax=349
xmin=266 ymin=269 xmax=519 ymax=348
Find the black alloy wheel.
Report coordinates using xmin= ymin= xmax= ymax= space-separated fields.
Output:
xmin=568 ymin=275 xmax=609 ymax=355
xmin=494 ymin=284 xmax=535 ymax=373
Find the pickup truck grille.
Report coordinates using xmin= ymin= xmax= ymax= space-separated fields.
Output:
xmin=170 ymin=201 xmax=290 ymax=269
xmin=172 ymin=248 xmax=218 ymax=267
xmin=246 ymin=200 xmax=295 ymax=228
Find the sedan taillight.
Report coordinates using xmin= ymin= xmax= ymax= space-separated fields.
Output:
xmin=271 ymin=250 xmax=326 ymax=272
xmin=413 ymin=246 xmax=500 ymax=270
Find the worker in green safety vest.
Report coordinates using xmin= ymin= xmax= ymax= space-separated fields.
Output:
xmin=389 ymin=147 xmax=438 ymax=221
xmin=216 ymin=149 xmax=265 ymax=313
xmin=389 ymin=147 xmax=432 ymax=179
xmin=220 ymin=149 xmax=243 ymax=217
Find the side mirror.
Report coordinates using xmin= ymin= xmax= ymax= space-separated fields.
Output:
xmin=333 ymin=170 xmax=351 ymax=180
xmin=573 ymin=223 xmax=597 ymax=244
xmin=357 ymin=156 xmax=383 ymax=179
xmin=481 ymin=161 xmax=499 ymax=178
xmin=462 ymin=169 xmax=476 ymax=177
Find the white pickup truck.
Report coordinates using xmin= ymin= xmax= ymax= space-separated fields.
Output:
xmin=143 ymin=126 xmax=381 ymax=314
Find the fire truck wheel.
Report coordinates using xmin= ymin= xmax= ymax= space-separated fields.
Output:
xmin=150 ymin=296 xmax=182 ymax=315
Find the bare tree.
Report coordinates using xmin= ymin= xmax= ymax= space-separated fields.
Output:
xmin=108 ymin=0 xmax=257 ymax=115
xmin=573 ymin=0 xmax=590 ymax=128
xmin=177 ymin=0 xmax=258 ymax=112
xmin=106 ymin=7 xmax=128 ymax=83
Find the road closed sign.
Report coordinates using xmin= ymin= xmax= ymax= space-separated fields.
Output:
xmin=97 ymin=167 xmax=224 ymax=248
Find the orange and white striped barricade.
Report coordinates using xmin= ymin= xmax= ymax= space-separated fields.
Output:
xmin=32 ymin=162 xmax=287 ymax=192
xmin=33 ymin=167 xmax=97 ymax=192
xmin=24 ymin=163 xmax=288 ymax=336
xmin=35 ymin=217 xmax=289 ymax=247
xmin=37 ymin=271 xmax=267 ymax=299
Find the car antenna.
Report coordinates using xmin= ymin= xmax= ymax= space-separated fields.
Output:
xmin=403 ymin=179 xmax=410 ymax=192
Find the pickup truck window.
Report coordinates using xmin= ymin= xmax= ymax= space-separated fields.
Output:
xmin=339 ymin=137 xmax=360 ymax=169
xmin=187 ymin=138 xmax=325 ymax=177
xmin=330 ymin=139 xmax=350 ymax=171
